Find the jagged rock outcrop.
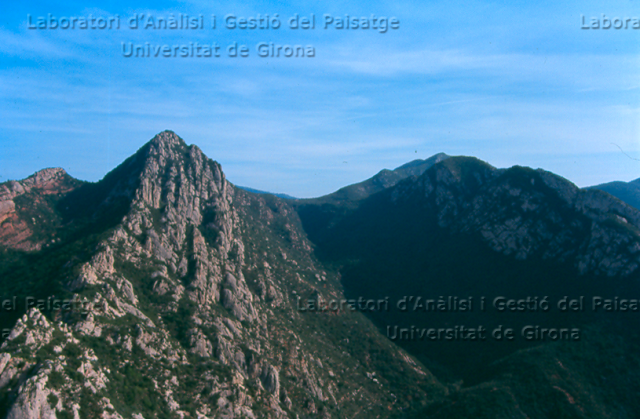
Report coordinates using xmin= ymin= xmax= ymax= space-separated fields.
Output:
xmin=0 ymin=168 xmax=68 ymax=210
xmin=0 ymin=131 xmax=442 ymax=418
xmin=260 ymin=364 xmax=280 ymax=397
xmin=0 ymin=167 xmax=78 ymax=250
xmin=5 ymin=364 xmax=57 ymax=419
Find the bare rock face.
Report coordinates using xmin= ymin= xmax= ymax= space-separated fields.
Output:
xmin=0 ymin=168 xmax=68 ymax=205
xmin=0 ymin=131 xmax=445 ymax=418
xmin=75 ymin=313 xmax=102 ymax=337
xmin=260 ymin=364 xmax=280 ymax=397
xmin=188 ymin=328 xmax=213 ymax=357
xmin=221 ymin=273 xmax=257 ymax=322
xmin=2 ymin=308 xmax=54 ymax=351
xmin=122 ymin=132 xmax=240 ymax=309
xmin=0 ymin=200 xmax=15 ymax=223
xmin=0 ymin=167 xmax=77 ymax=250
xmin=6 ymin=366 xmax=57 ymax=419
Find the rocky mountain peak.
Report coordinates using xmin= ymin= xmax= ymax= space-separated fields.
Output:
xmin=135 ymin=131 xmax=191 ymax=180
xmin=0 ymin=131 xmax=446 ymax=418
xmin=388 ymin=156 xmax=496 ymax=205
xmin=148 ymin=129 xmax=186 ymax=149
xmin=28 ymin=167 xmax=67 ymax=184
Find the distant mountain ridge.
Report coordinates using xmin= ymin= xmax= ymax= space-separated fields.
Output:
xmin=238 ymin=153 xmax=450 ymax=203
xmin=301 ymin=152 xmax=450 ymax=206
xmin=236 ymin=186 xmax=298 ymax=200
xmin=589 ymin=177 xmax=640 ymax=210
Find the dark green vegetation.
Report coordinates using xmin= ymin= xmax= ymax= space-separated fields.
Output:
xmin=295 ymin=156 xmax=640 ymax=416
xmin=413 ymin=323 xmax=640 ymax=418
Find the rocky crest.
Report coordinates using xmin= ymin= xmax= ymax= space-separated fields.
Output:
xmin=0 ymin=168 xmax=77 ymax=251
xmin=0 ymin=131 xmax=443 ymax=418
xmin=390 ymin=158 xmax=640 ymax=276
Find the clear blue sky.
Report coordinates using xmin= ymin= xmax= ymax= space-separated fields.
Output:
xmin=1 ymin=0 xmax=639 ymax=197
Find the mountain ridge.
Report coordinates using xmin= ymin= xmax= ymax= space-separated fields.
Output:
xmin=589 ymin=177 xmax=640 ymax=211
xmin=0 ymin=131 xmax=444 ymax=419
xmin=2 ymin=131 xmax=640 ymax=418
xmin=297 ymin=153 xmax=640 ymax=384
xmin=299 ymin=152 xmax=451 ymax=206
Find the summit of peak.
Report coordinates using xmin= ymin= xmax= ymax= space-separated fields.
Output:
xmin=30 ymin=167 xmax=67 ymax=181
xmin=149 ymin=130 xmax=186 ymax=148
xmin=134 ymin=130 xmax=192 ymax=164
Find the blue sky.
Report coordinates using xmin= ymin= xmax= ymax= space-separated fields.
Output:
xmin=1 ymin=0 xmax=639 ymax=197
